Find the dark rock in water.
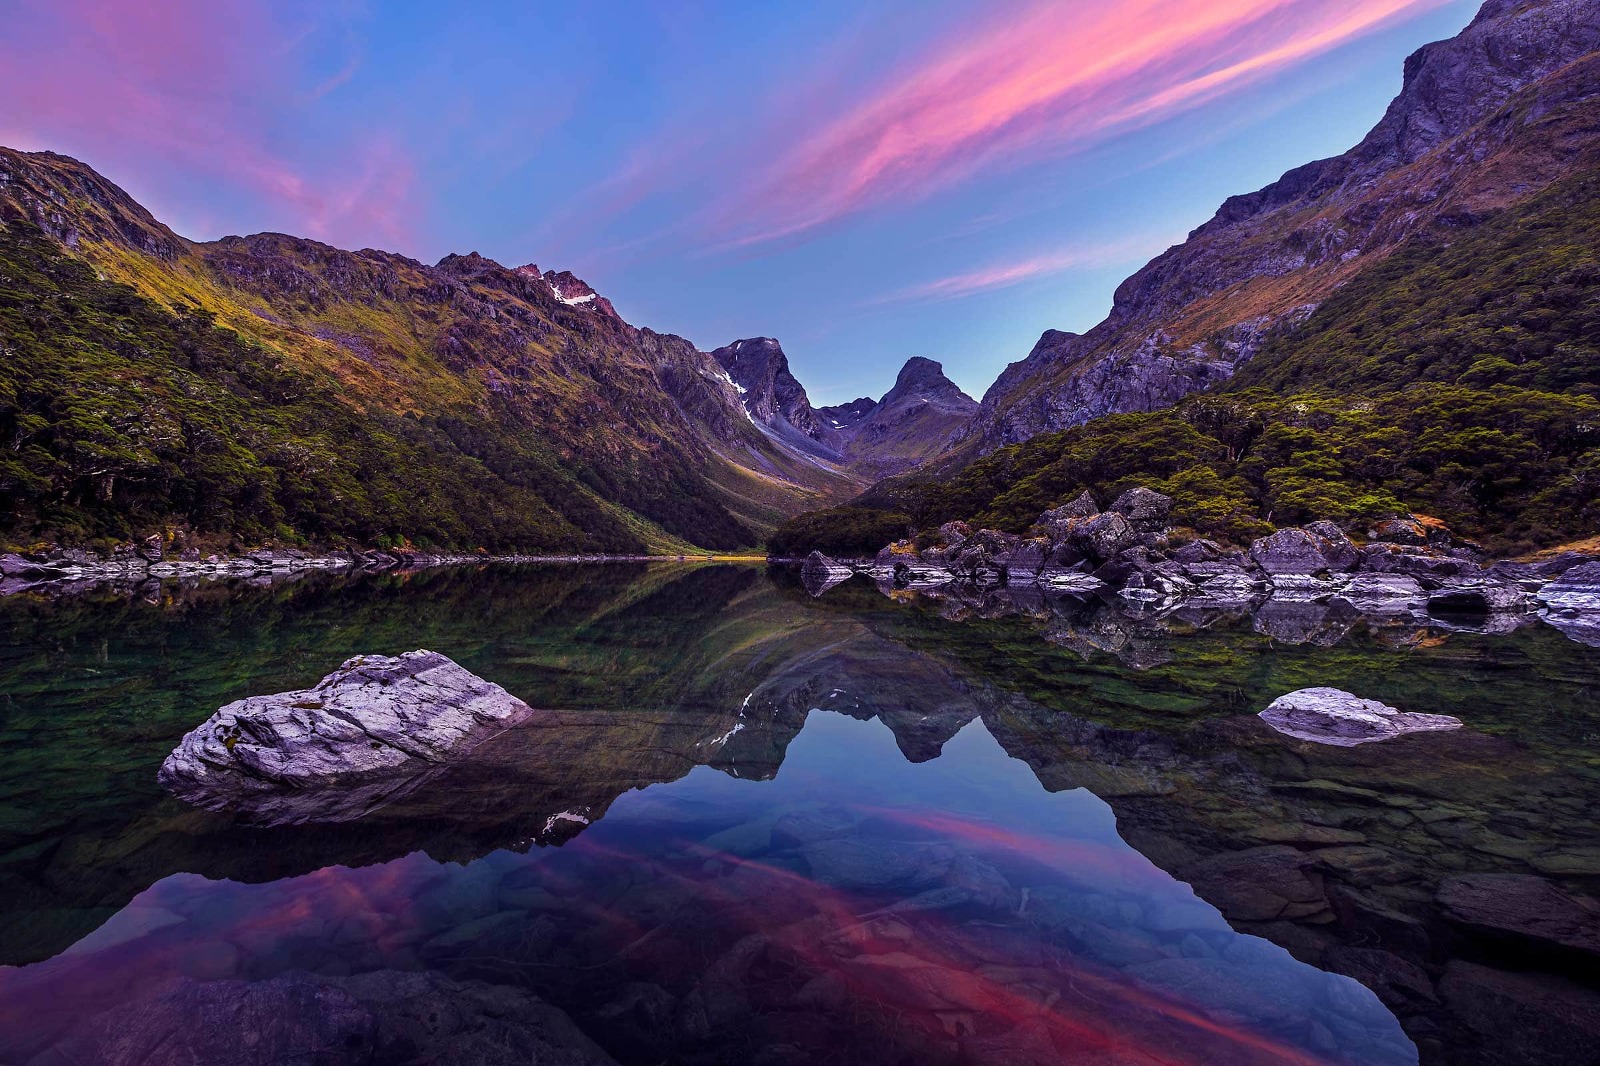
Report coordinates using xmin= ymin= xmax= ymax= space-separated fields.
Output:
xmin=1438 ymin=961 xmax=1600 ymax=1066
xmin=1539 ymin=560 xmax=1600 ymax=614
xmin=801 ymin=551 xmax=854 ymax=597
xmin=1361 ymin=544 xmax=1481 ymax=585
xmin=159 ymin=650 xmax=535 ymax=823
xmin=1258 ymin=687 xmax=1462 ymax=746
xmin=1436 ymin=874 xmax=1600 ymax=960
xmin=1333 ymin=574 xmax=1427 ymax=614
xmin=31 ymin=968 xmax=618 ymax=1066
xmin=1108 ymin=487 xmax=1172 ymax=531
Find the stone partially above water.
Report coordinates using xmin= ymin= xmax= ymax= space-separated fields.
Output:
xmin=1258 ymin=687 xmax=1463 ymax=747
xmin=159 ymin=650 xmax=534 ymax=821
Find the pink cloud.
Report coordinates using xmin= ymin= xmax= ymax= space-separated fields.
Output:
xmin=872 ymin=234 xmax=1178 ymax=304
xmin=0 ymin=0 xmax=416 ymax=251
xmin=712 ymin=0 xmax=1451 ymax=248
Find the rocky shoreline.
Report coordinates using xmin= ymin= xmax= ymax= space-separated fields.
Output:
xmin=0 ymin=546 xmax=747 ymax=597
xmin=799 ymin=488 xmax=1600 ymax=645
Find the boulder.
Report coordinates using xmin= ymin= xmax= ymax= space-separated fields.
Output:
xmin=1368 ymin=513 xmax=1452 ymax=549
xmin=1040 ymin=491 xmax=1099 ymax=524
xmin=159 ymin=650 xmax=535 ymax=822
xmin=1360 ymin=543 xmax=1481 ymax=585
xmin=1108 ymin=487 xmax=1173 ymax=531
xmin=1172 ymin=539 xmax=1225 ymax=564
xmin=1258 ymin=687 xmax=1462 ymax=746
xmin=1437 ymin=874 xmax=1600 ymax=960
xmin=0 ymin=553 xmax=52 ymax=577
xmin=1538 ymin=560 xmax=1600 ymax=615
xmin=1071 ymin=511 xmax=1138 ymax=561
xmin=801 ymin=552 xmax=853 ymax=597
xmin=1249 ymin=528 xmax=1344 ymax=575
xmin=1332 ymin=573 xmax=1427 ymax=613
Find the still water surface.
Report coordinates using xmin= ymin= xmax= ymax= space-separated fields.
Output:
xmin=0 ymin=563 xmax=1595 ymax=1065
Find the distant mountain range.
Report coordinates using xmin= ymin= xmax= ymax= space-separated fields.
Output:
xmin=712 ymin=339 xmax=977 ymax=478
xmin=4 ymin=0 xmax=1597 ymax=556
xmin=0 ymin=148 xmax=980 ymax=554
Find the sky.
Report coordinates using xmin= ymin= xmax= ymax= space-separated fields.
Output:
xmin=0 ymin=0 xmax=1480 ymax=404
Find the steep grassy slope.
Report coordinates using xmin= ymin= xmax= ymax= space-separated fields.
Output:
xmin=777 ymin=169 xmax=1600 ymax=556
xmin=0 ymin=148 xmax=861 ymax=552
xmin=952 ymin=0 xmax=1600 ymax=456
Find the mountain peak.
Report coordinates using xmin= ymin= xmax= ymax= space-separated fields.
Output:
xmin=883 ymin=357 xmax=976 ymax=411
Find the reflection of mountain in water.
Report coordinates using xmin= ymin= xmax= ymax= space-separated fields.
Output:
xmin=2 ymin=563 xmax=1597 ymax=1064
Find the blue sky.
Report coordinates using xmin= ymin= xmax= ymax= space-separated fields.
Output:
xmin=1 ymin=0 xmax=1479 ymax=403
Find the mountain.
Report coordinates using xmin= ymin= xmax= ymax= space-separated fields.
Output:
xmin=957 ymin=0 xmax=1600 ymax=456
xmin=0 ymin=148 xmax=865 ymax=554
xmin=713 ymin=340 xmax=977 ymax=476
xmin=777 ymin=0 xmax=1600 ymax=556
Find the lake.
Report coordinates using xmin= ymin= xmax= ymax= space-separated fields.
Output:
xmin=0 ymin=563 xmax=1596 ymax=1065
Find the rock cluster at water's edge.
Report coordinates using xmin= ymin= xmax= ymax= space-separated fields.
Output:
xmin=1258 ymin=688 xmax=1463 ymax=747
xmin=159 ymin=650 xmax=534 ymax=819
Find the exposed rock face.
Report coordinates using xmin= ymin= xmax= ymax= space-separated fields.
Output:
xmin=1538 ymin=561 xmax=1600 ymax=646
xmin=1250 ymin=528 xmax=1352 ymax=575
xmin=835 ymin=357 xmax=979 ymax=477
xmin=956 ymin=0 xmax=1600 ymax=455
xmin=159 ymin=651 xmax=535 ymax=822
xmin=711 ymin=337 xmax=838 ymax=459
xmin=713 ymin=344 xmax=978 ymax=476
xmin=1258 ymin=687 xmax=1463 ymax=746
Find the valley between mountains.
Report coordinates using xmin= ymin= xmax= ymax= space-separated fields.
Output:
xmin=2 ymin=0 xmax=1599 ymax=568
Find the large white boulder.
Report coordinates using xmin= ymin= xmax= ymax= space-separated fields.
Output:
xmin=1258 ymin=687 xmax=1461 ymax=747
xmin=159 ymin=650 xmax=534 ymax=820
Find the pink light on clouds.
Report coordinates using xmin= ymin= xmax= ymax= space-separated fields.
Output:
xmin=873 ymin=233 xmax=1178 ymax=304
xmin=0 ymin=0 xmax=416 ymax=251
xmin=714 ymin=0 xmax=1451 ymax=248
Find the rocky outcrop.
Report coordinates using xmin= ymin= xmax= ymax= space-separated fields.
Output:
xmin=1537 ymin=561 xmax=1600 ymax=646
xmin=956 ymin=0 xmax=1600 ymax=455
xmin=1258 ymin=687 xmax=1463 ymax=746
xmin=159 ymin=651 xmax=536 ymax=823
xmin=818 ymin=500 xmax=1600 ymax=645
xmin=713 ymin=344 xmax=978 ymax=477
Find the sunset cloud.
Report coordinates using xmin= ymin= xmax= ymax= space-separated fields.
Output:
xmin=712 ymin=0 xmax=1451 ymax=247
xmin=872 ymin=235 xmax=1178 ymax=304
xmin=0 ymin=0 xmax=416 ymax=250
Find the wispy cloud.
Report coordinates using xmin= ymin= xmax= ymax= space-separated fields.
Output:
xmin=710 ymin=0 xmax=1450 ymax=249
xmin=871 ymin=235 xmax=1178 ymax=305
xmin=0 ymin=0 xmax=416 ymax=250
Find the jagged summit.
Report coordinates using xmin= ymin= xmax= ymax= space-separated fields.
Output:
xmin=712 ymin=340 xmax=978 ymax=477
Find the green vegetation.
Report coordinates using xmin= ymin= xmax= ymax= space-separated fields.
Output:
xmin=765 ymin=505 xmax=913 ymax=558
xmin=775 ymin=172 xmax=1600 ymax=557
xmin=1233 ymin=174 xmax=1600 ymax=399
xmin=0 ymin=221 xmax=744 ymax=552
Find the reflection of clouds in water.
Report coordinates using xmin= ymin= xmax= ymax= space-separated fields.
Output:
xmin=0 ymin=711 xmax=1411 ymax=1065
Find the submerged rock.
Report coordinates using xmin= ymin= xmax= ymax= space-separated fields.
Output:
xmin=801 ymin=551 xmax=854 ymax=597
xmin=159 ymin=650 xmax=534 ymax=822
xmin=1258 ymin=687 xmax=1462 ymax=747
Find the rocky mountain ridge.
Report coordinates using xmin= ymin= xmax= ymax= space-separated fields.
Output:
xmin=713 ymin=339 xmax=978 ymax=476
xmin=0 ymin=147 xmax=871 ymax=552
xmin=956 ymin=0 xmax=1600 ymax=455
